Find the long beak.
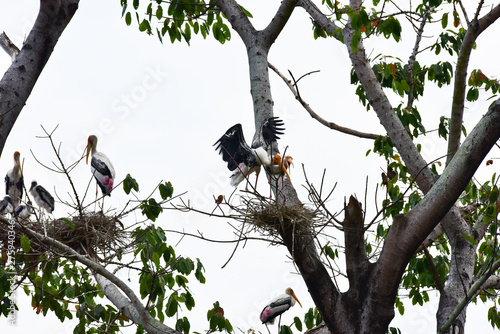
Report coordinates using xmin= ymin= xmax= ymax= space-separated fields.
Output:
xmin=86 ymin=144 xmax=91 ymax=164
xmin=16 ymin=160 xmax=22 ymax=176
xmin=281 ymin=165 xmax=291 ymax=180
xmin=291 ymin=291 xmax=302 ymax=308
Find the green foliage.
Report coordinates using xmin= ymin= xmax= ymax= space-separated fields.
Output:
xmin=0 ymin=177 xmax=218 ymax=333
xmin=467 ymin=69 xmax=500 ymax=103
xmin=207 ymin=301 xmax=233 ymax=333
xmin=120 ymin=0 xmax=248 ymax=44
xmin=124 ymin=173 xmax=139 ymax=194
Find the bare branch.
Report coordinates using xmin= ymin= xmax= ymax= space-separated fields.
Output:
xmin=0 ymin=32 xmax=19 ymax=60
xmin=406 ymin=7 xmax=433 ymax=110
xmin=269 ymin=62 xmax=382 ymax=140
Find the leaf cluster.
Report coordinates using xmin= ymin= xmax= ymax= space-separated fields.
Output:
xmin=120 ymin=0 xmax=250 ymax=44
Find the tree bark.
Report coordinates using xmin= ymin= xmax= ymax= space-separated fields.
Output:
xmin=0 ymin=0 xmax=79 ymax=157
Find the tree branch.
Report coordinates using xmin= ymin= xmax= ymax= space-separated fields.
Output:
xmin=438 ymin=257 xmax=500 ymax=334
xmin=0 ymin=32 xmax=19 ymax=60
xmin=2 ymin=217 xmax=176 ymax=334
xmin=268 ymin=62 xmax=382 ymax=140
xmin=406 ymin=8 xmax=432 ymax=111
xmin=0 ymin=0 xmax=79 ymax=156
xmin=446 ymin=4 xmax=500 ymax=165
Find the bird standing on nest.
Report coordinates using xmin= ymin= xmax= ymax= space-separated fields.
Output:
xmin=30 ymin=181 xmax=54 ymax=236
xmin=5 ymin=151 xmax=24 ymax=207
xmin=15 ymin=200 xmax=34 ymax=221
xmin=214 ymin=117 xmax=285 ymax=190
xmin=260 ymin=287 xmax=302 ymax=334
xmin=86 ymin=135 xmax=116 ymax=197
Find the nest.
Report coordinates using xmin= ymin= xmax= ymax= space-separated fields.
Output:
xmin=0 ymin=211 xmax=127 ymax=259
xmin=240 ymin=195 xmax=316 ymax=236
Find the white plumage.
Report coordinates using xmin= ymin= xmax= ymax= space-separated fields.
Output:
xmin=5 ymin=151 xmax=23 ymax=207
xmin=86 ymin=135 xmax=116 ymax=196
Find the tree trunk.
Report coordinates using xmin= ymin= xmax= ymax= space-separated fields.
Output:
xmin=0 ymin=0 xmax=79 ymax=157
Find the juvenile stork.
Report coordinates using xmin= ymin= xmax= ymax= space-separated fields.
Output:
xmin=15 ymin=200 xmax=34 ymax=221
xmin=29 ymin=181 xmax=54 ymax=214
xmin=86 ymin=135 xmax=116 ymax=196
xmin=214 ymin=117 xmax=284 ymax=189
xmin=30 ymin=181 xmax=54 ymax=236
xmin=260 ymin=288 xmax=302 ymax=334
xmin=0 ymin=196 xmax=14 ymax=216
xmin=5 ymin=151 xmax=23 ymax=207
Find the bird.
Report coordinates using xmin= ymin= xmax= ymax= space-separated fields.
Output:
xmin=271 ymin=154 xmax=294 ymax=181
xmin=214 ymin=117 xmax=285 ymax=189
xmin=29 ymin=181 xmax=54 ymax=214
xmin=15 ymin=200 xmax=34 ymax=221
xmin=5 ymin=151 xmax=24 ymax=207
xmin=260 ymin=288 xmax=302 ymax=334
xmin=0 ymin=196 xmax=14 ymax=216
xmin=86 ymin=135 xmax=116 ymax=196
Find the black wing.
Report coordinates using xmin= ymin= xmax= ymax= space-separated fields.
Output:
xmin=36 ymin=185 xmax=55 ymax=213
xmin=91 ymin=156 xmax=113 ymax=178
xmin=214 ymin=124 xmax=253 ymax=171
xmin=256 ymin=117 xmax=285 ymax=148
xmin=5 ymin=174 xmax=23 ymax=199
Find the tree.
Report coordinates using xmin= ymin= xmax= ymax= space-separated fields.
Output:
xmin=121 ymin=0 xmax=500 ymax=333
xmin=0 ymin=2 xmax=232 ymax=334
xmin=2 ymin=1 xmax=500 ymax=334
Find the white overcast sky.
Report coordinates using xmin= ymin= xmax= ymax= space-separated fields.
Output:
xmin=0 ymin=1 xmax=499 ymax=333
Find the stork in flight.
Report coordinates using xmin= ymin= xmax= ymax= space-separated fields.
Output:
xmin=86 ymin=135 xmax=116 ymax=197
xmin=214 ymin=117 xmax=285 ymax=190
xmin=5 ymin=151 xmax=23 ymax=207
xmin=260 ymin=287 xmax=302 ymax=334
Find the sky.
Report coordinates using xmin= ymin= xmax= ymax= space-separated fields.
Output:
xmin=0 ymin=1 xmax=499 ymax=333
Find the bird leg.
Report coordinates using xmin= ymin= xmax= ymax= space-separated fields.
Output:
xmin=38 ymin=209 xmax=47 ymax=237
xmin=264 ymin=324 xmax=272 ymax=334
xmin=277 ymin=315 xmax=282 ymax=334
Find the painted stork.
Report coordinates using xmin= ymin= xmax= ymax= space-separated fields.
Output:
xmin=15 ymin=200 xmax=34 ymax=221
xmin=214 ymin=117 xmax=284 ymax=189
xmin=29 ymin=181 xmax=54 ymax=214
xmin=260 ymin=288 xmax=302 ymax=333
xmin=5 ymin=151 xmax=23 ymax=207
xmin=0 ymin=196 xmax=14 ymax=216
xmin=86 ymin=135 xmax=116 ymax=196
xmin=271 ymin=155 xmax=294 ymax=181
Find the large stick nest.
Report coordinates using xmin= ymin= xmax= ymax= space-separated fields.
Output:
xmin=239 ymin=195 xmax=316 ymax=236
xmin=0 ymin=211 xmax=127 ymax=257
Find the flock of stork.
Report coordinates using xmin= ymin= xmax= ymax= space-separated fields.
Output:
xmin=0 ymin=117 xmax=300 ymax=331
xmin=0 ymin=135 xmax=115 ymax=222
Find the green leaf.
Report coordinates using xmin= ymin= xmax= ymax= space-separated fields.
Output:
xmin=124 ymin=173 xmax=139 ymax=194
xmin=156 ymin=5 xmax=163 ymax=20
xmin=441 ymin=13 xmax=448 ymax=29
xmin=350 ymin=30 xmax=362 ymax=54
xmin=20 ymin=234 xmax=31 ymax=253
xmin=159 ymin=181 xmax=174 ymax=199
xmin=294 ymin=317 xmax=303 ymax=331
xmin=461 ymin=233 xmax=477 ymax=245
xmin=125 ymin=12 xmax=132 ymax=26
xmin=166 ymin=294 xmax=179 ymax=317
xmin=61 ymin=218 xmax=75 ymax=230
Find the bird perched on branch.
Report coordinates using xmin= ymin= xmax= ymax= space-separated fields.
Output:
xmin=0 ymin=196 xmax=14 ymax=216
xmin=260 ymin=287 xmax=302 ymax=334
xmin=5 ymin=151 xmax=23 ymax=207
xmin=86 ymin=135 xmax=116 ymax=196
xmin=214 ymin=117 xmax=285 ymax=189
xmin=29 ymin=181 xmax=54 ymax=214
